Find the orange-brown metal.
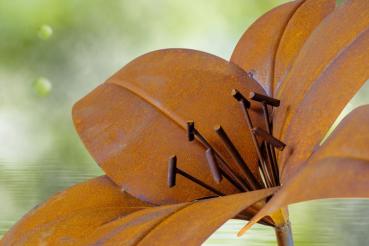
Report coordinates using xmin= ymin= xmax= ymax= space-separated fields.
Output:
xmin=274 ymin=0 xmax=369 ymax=175
xmin=239 ymin=106 xmax=369 ymax=236
xmin=5 ymin=1 xmax=369 ymax=245
xmin=273 ymin=0 xmax=335 ymax=94
xmin=279 ymin=27 xmax=369 ymax=179
xmin=73 ymin=49 xmax=266 ymax=205
xmin=81 ymin=189 xmax=277 ymax=245
xmin=231 ymin=0 xmax=303 ymax=95
xmin=1 ymin=176 xmax=151 ymax=245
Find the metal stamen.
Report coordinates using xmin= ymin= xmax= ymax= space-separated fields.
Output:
xmin=260 ymin=101 xmax=280 ymax=185
xmin=249 ymin=92 xmax=280 ymax=107
xmin=214 ymin=125 xmax=261 ymax=190
xmin=252 ymin=127 xmax=286 ymax=150
xmin=187 ymin=121 xmax=212 ymax=148
xmin=268 ymin=143 xmax=280 ymax=185
xmin=167 ymin=86 xmax=287 ymax=200
xmin=187 ymin=121 xmax=195 ymax=141
xmin=168 ymin=155 xmax=177 ymax=187
xmin=186 ymin=120 xmax=249 ymax=191
xmin=205 ymin=148 xmax=222 ymax=183
xmin=232 ymin=89 xmax=270 ymax=188
xmin=232 ymin=89 xmax=251 ymax=107
xmin=249 ymin=92 xmax=281 ymax=185
xmin=262 ymin=141 xmax=277 ymax=186
xmin=167 ymin=155 xmax=224 ymax=196
xmin=218 ymin=166 xmax=247 ymax=192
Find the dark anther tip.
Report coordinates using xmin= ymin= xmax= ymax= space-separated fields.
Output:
xmin=232 ymin=89 xmax=251 ymax=108
xmin=205 ymin=148 xmax=222 ymax=183
xmin=252 ymin=127 xmax=286 ymax=150
xmin=214 ymin=125 xmax=227 ymax=138
xmin=214 ymin=124 xmax=222 ymax=132
xmin=232 ymin=89 xmax=243 ymax=101
xmin=168 ymin=155 xmax=177 ymax=188
xmin=187 ymin=121 xmax=195 ymax=141
xmin=249 ymin=92 xmax=280 ymax=107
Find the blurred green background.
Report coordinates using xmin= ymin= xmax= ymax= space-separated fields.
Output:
xmin=1 ymin=0 xmax=369 ymax=245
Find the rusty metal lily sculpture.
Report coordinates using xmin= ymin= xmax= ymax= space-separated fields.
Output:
xmin=2 ymin=0 xmax=369 ymax=245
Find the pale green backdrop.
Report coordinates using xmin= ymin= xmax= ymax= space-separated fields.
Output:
xmin=1 ymin=0 xmax=369 ymax=245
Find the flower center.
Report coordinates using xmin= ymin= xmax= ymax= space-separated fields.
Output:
xmin=167 ymin=89 xmax=285 ymax=197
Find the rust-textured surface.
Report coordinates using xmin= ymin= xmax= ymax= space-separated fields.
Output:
xmin=82 ymin=204 xmax=189 ymax=245
xmin=303 ymin=106 xmax=369 ymax=163
xmin=230 ymin=0 xmax=303 ymax=95
xmin=279 ymin=28 xmax=369 ymax=179
xmin=81 ymin=188 xmax=276 ymax=246
xmin=2 ymin=187 xmax=275 ymax=246
xmin=239 ymin=106 xmax=369 ymax=235
xmin=274 ymin=0 xmax=369 ymax=149
xmin=73 ymin=49 xmax=266 ymax=205
xmin=273 ymin=0 xmax=335 ymax=94
xmin=1 ymin=176 xmax=151 ymax=245
xmin=9 ymin=208 xmax=141 ymax=245
xmin=4 ymin=0 xmax=369 ymax=244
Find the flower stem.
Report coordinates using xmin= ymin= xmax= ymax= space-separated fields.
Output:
xmin=275 ymin=221 xmax=294 ymax=246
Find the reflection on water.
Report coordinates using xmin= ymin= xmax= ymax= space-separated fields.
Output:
xmin=0 ymin=160 xmax=102 ymax=236
xmin=1 ymin=162 xmax=369 ymax=245
xmin=208 ymin=199 xmax=369 ymax=245
xmin=205 ymin=220 xmax=277 ymax=245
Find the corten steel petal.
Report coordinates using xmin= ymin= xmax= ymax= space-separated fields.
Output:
xmin=239 ymin=105 xmax=369 ymax=235
xmin=279 ymin=28 xmax=369 ymax=178
xmin=6 ymin=1 xmax=369 ymax=245
xmin=73 ymin=49 xmax=266 ymax=205
xmin=9 ymin=207 xmax=142 ymax=245
xmin=1 ymin=176 xmax=151 ymax=245
xmin=231 ymin=0 xmax=303 ymax=95
xmin=273 ymin=0 xmax=335 ymax=94
xmin=80 ymin=188 xmax=277 ymax=246
xmin=274 ymin=0 xmax=369 ymax=146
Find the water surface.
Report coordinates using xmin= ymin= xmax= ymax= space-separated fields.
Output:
xmin=1 ymin=161 xmax=369 ymax=245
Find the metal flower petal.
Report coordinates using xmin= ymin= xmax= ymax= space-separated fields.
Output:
xmin=5 ymin=1 xmax=369 ymax=245
xmin=1 ymin=176 xmax=151 ymax=245
xmin=273 ymin=0 xmax=335 ymax=94
xmin=81 ymin=188 xmax=277 ymax=246
xmin=274 ymin=0 xmax=369 ymax=152
xmin=231 ymin=0 xmax=303 ymax=95
xmin=231 ymin=0 xmax=334 ymax=95
xmin=2 ymin=178 xmax=276 ymax=246
xmin=279 ymin=26 xmax=369 ymax=178
xmin=73 ymin=48 xmax=266 ymax=205
xmin=239 ymin=105 xmax=369 ymax=235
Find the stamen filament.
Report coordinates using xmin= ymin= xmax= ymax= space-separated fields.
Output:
xmin=261 ymin=102 xmax=280 ymax=185
xmin=252 ymin=127 xmax=286 ymax=150
xmin=169 ymin=89 xmax=286 ymax=201
xmin=232 ymin=89 xmax=270 ymax=188
xmin=205 ymin=148 xmax=222 ymax=183
xmin=263 ymin=142 xmax=277 ymax=186
xmin=249 ymin=92 xmax=280 ymax=107
xmin=168 ymin=155 xmax=224 ymax=196
xmin=214 ymin=125 xmax=261 ymax=190
xmin=186 ymin=121 xmax=249 ymax=192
